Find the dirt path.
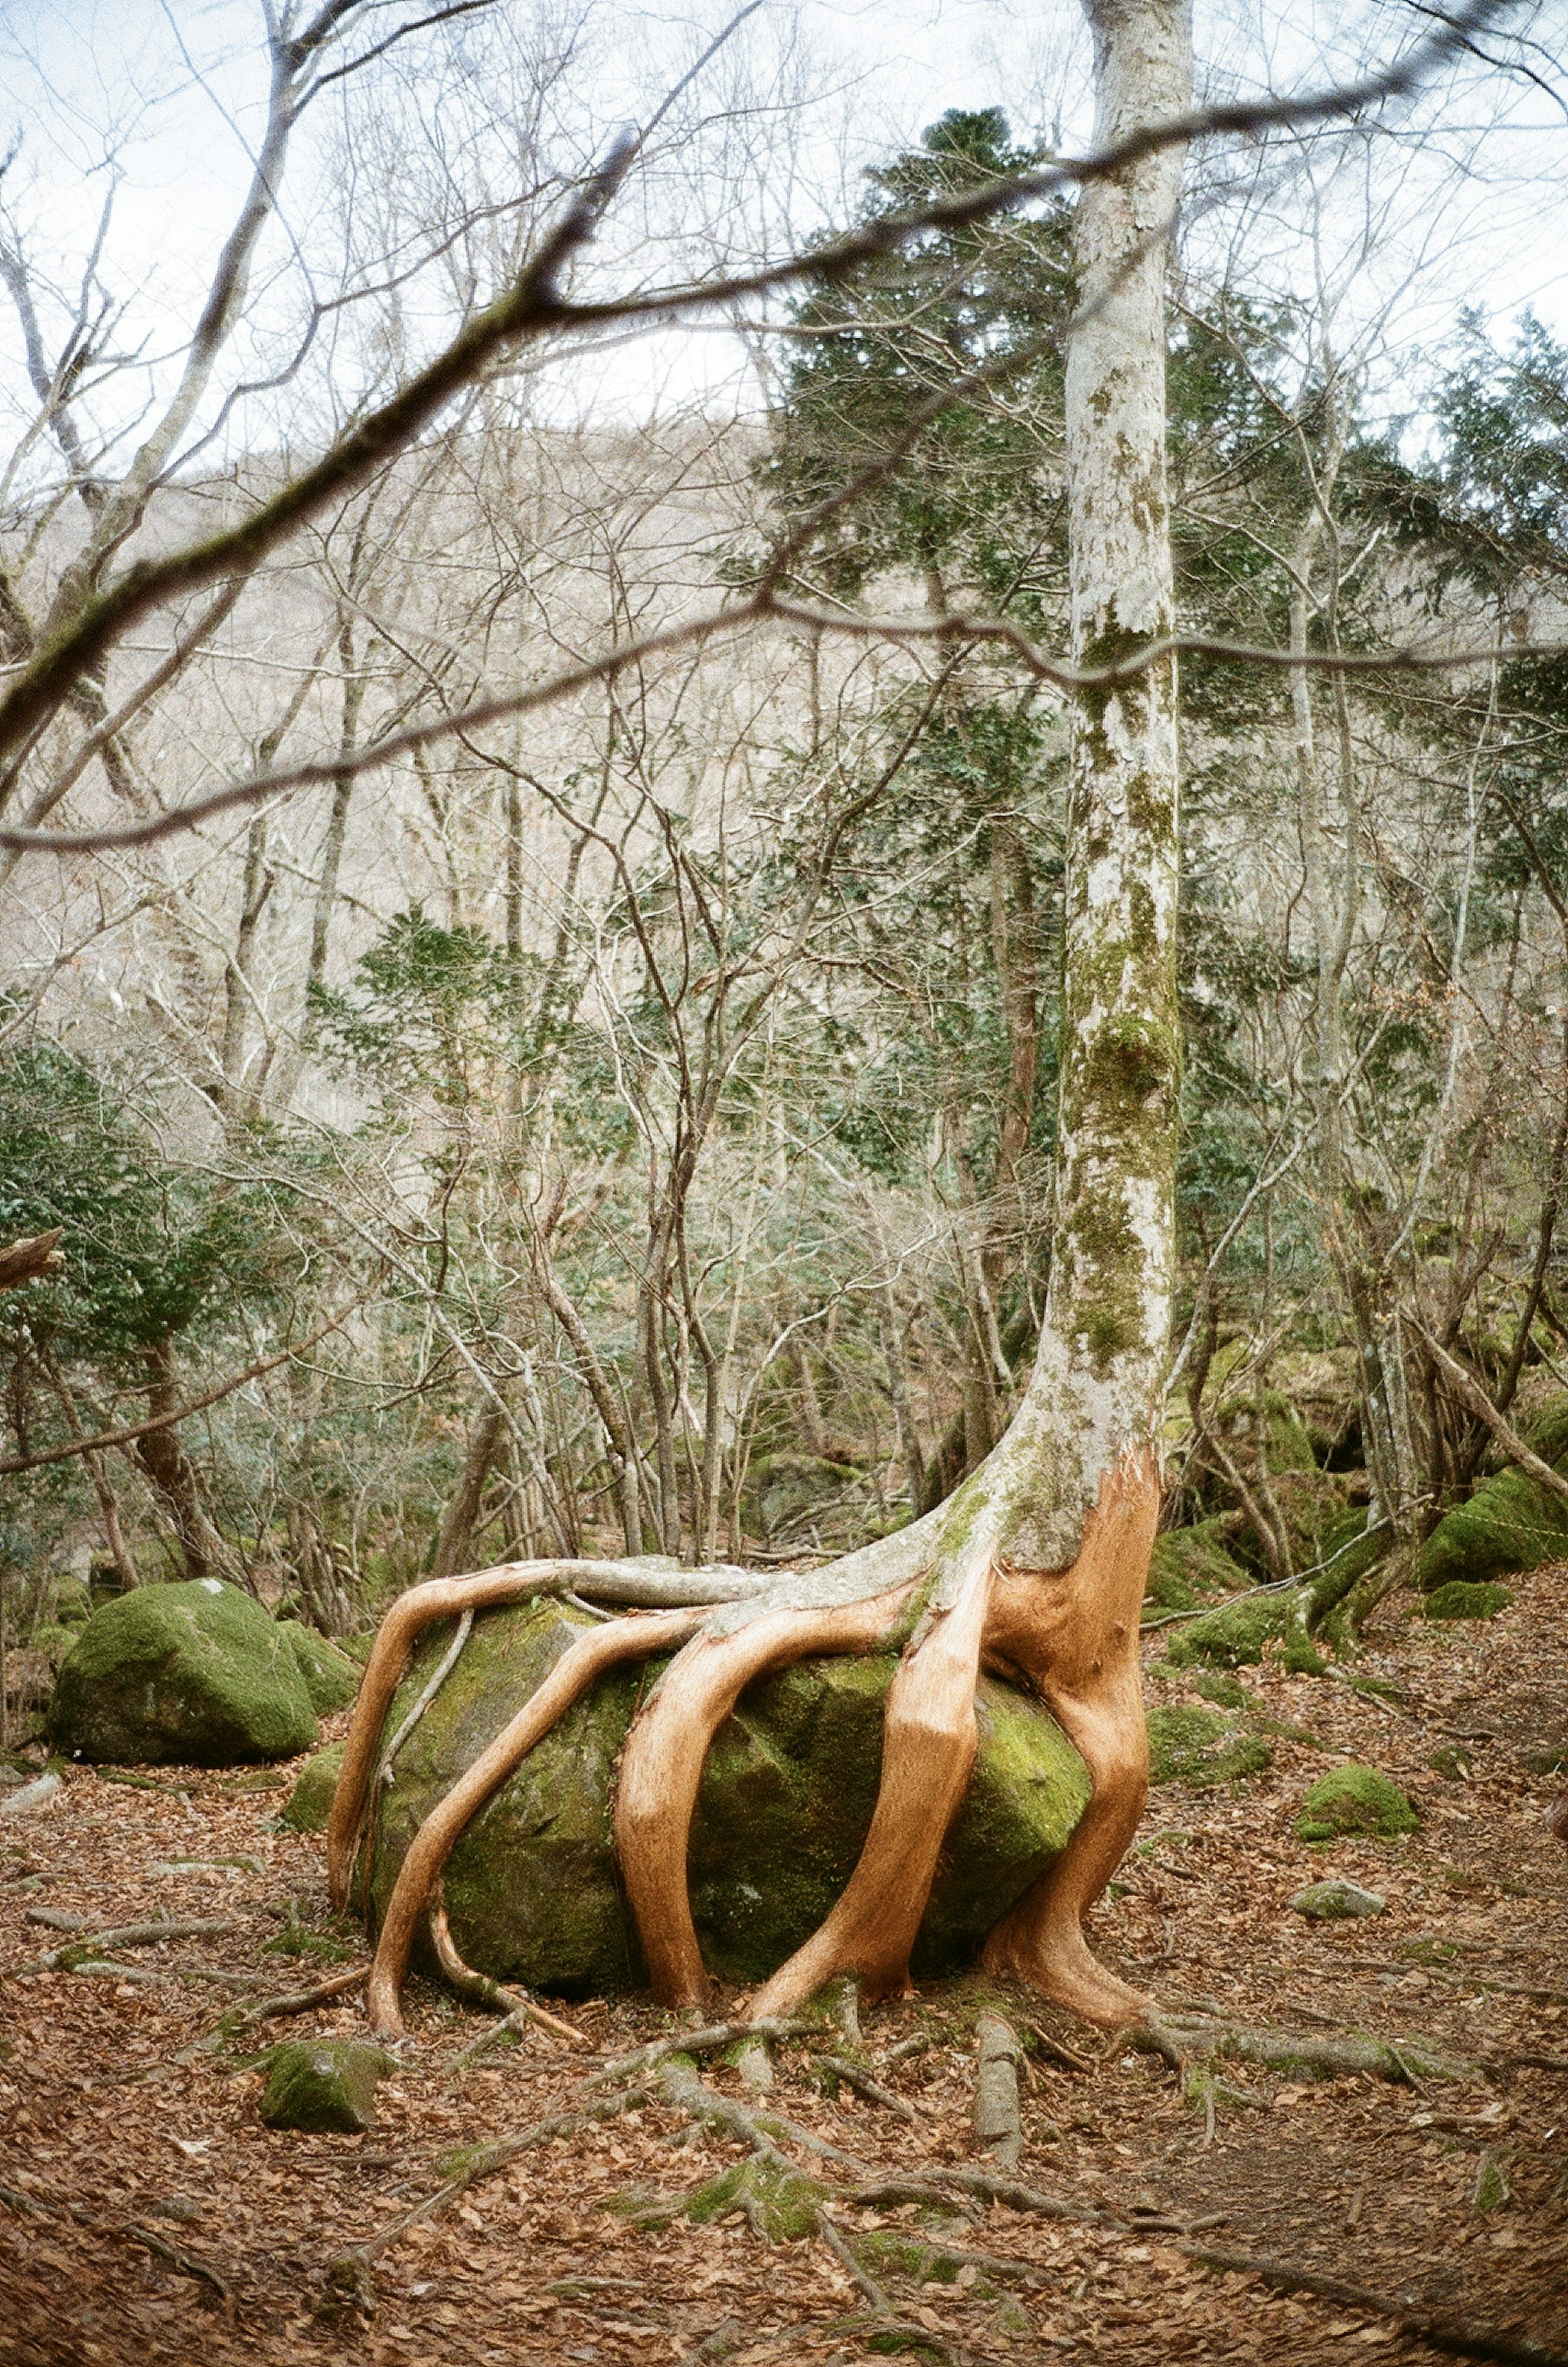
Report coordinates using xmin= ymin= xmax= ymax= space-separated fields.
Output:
xmin=2 ymin=1569 xmax=1566 ymax=2367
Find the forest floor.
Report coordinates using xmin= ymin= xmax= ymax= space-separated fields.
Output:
xmin=1 ymin=1565 xmax=1566 ymax=2367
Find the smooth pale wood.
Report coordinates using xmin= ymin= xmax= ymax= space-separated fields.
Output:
xmin=746 ymin=1553 xmax=993 ymax=2018
xmin=366 ymin=1609 xmax=703 ymax=2035
xmin=980 ymin=1456 xmax=1159 ymax=2024
xmin=616 ymin=1584 xmax=914 ymax=2007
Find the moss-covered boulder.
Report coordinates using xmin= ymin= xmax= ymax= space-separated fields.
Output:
xmin=1145 ymin=1520 xmax=1250 ymax=1611
xmin=1419 ymin=1580 xmax=1515 ymax=1622
xmin=256 ymin=2039 xmax=395 ymax=2133
xmin=1160 ymin=1593 xmax=1329 ymax=1676
xmin=1146 ymin=1705 xmax=1272 ymax=1789
xmin=278 ymin=1621 xmax=361 ymax=1713
xmin=1296 ymin=1763 xmax=1419 ymax=1844
xmin=1418 ymin=1470 xmax=1568 ymax=1594
xmin=354 ymin=1599 xmax=1091 ymax=1997
xmin=281 ymin=1738 xmax=346 ymax=1833
xmin=49 ymin=1579 xmax=319 ymax=1765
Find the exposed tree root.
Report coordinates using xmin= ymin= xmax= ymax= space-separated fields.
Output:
xmin=325 ymin=1561 xmax=748 ymax=1908
xmin=616 ymin=1585 xmax=915 ymax=2008
xmin=973 ymin=2008 xmax=1024 ymax=2169
xmin=1189 ymin=2244 xmax=1568 ymax=2367
xmin=334 ymin=1464 xmax=1163 ymax=2035
xmin=364 ymin=1607 xmax=705 ymax=2034
xmin=1134 ymin=2014 xmax=1480 ymax=2088
xmin=812 ymin=2051 xmax=922 ymax=2124
xmin=231 ymin=1965 xmax=370 ymax=2025
xmin=428 ymin=1902 xmax=586 ymax=2048
xmin=747 ymin=1554 xmax=993 ymax=2018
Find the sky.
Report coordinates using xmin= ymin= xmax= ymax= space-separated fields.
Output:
xmin=1 ymin=0 xmax=1566 ymax=473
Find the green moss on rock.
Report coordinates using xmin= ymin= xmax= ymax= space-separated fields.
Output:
xmin=49 ymin=1580 xmax=319 ymax=1765
xmin=277 ymin=1622 xmax=360 ymax=1713
xmin=356 ymin=1599 xmax=1091 ymax=1997
xmin=1145 ymin=1520 xmax=1250 ymax=1611
xmin=1295 ymin=1763 xmax=1419 ymax=1844
xmin=281 ymin=1738 xmax=345 ymax=1832
xmin=256 ymin=2038 xmax=395 ymax=2133
xmin=1419 ymin=1581 xmax=1515 ymax=1622
xmin=684 ymin=2155 xmax=824 ymax=2240
xmin=1146 ymin=1705 xmax=1272 ymax=1789
xmin=1418 ymin=1471 xmax=1568 ymax=1594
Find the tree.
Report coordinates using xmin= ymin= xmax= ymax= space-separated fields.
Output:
xmin=330 ymin=0 xmax=1194 ymax=2039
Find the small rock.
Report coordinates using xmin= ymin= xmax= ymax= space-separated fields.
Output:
xmin=1295 ymin=1763 xmax=1420 ymax=1843
xmin=1288 ymin=1880 xmax=1387 ymax=1921
xmin=256 ymin=2039 xmax=396 ymax=2134
xmin=1471 ymin=2149 xmax=1511 ymax=2212
xmin=0 ymin=1772 xmax=62 ymax=1819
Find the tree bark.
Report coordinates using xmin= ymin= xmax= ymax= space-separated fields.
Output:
xmin=333 ymin=0 xmax=1192 ymax=2037
xmin=431 ymin=1401 xmax=509 ymax=1580
xmin=134 ymin=1340 xmax=244 ymax=1585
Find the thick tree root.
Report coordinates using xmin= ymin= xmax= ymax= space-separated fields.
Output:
xmin=326 ymin=1560 xmax=747 ymax=1908
xmin=365 ymin=1608 xmax=705 ymax=2034
xmin=749 ymin=1554 xmax=996 ymax=2017
xmin=616 ymin=1585 xmax=915 ymax=2008
xmin=973 ymin=2009 xmax=1024 ymax=2169
xmin=428 ymin=1902 xmax=585 ymax=2048
xmin=980 ymin=1459 xmax=1160 ymax=2027
xmin=1134 ymin=2014 xmax=1480 ymax=2087
xmin=335 ymin=1461 xmax=1160 ymax=2036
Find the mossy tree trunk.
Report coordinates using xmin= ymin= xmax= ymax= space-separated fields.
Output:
xmin=333 ymin=0 xmax=1193 ymax=2041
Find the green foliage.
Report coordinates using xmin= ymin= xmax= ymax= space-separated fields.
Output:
xmin=0 ymin=1042 xmax=276 ymax=1362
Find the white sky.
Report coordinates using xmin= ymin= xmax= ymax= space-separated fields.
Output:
xmin=1 ymin=0 xmax=1566 ymax=470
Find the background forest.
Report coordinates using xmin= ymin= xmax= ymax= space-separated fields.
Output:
xmin=2 ymin=7 xmax=1567 ymax=1716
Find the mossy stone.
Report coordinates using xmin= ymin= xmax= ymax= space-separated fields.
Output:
xmin=1145 ymin=1519 xmax=1250 ymax=1611
xmin=1419 ymin=1581 xmax=1515 ymax=1622
xmin=355 ymin=1599 xmax=1091 ymax=1997
xmin=1288 ymin=1879 xmax=1386 ymax=1921
xmin=256 ymin=2038 xmax=395 ymax=2133
xmin=1163 ymin=1596 xmax=1284 ymax=1671
xmin=277 ymin=1621 xmax=360 ymax=1712
xmin=48 ymin=1579 xmax=319 ymax=1765
xmin=1418 ymin=1470 xmax=1568 ymax=1594
xmin=1295 ymin=1763 xmax=1419 ymax=1844
xmin=281 ymin=1738 xmax=345 ymax=1833
xmin=1146 ymin=1705 xmax=1272 ymax=1789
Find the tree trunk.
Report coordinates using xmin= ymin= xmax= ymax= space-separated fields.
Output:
xmin=134 ymin=1340 xmax=245 ymax=1585
xmin=337 ymin=0 xmax=1192 ymax=2041
xmin=431 ymin=1401 xmax=509 ymax=1580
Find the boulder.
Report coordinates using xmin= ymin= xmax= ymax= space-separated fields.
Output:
xmin=1296 ymin=1763 xmax=1419 ymax=1844
xmin=354 ymin=1599 xmax=1091 ymax=1997
xmin=256 ymin=2039 xmax=395 ymax=2133
xmin=49 ymin=1579 xmax=319 ymax=1765
xmin=1144 ymin=1519 xmax=1250 ymax=1611
xmin=1418 ymin=1580 xmax=1514 ymax=1622
xmin=277 ymin=1621 xmax=360 ymax=1712
xmin=282 ymin=1738 xmax=345 ymax=1833
xmin=1288 ymin=1879 xmax=1386 ymax=1921
xmin=1418 ymin=1470 xmax=1568 ymax=1594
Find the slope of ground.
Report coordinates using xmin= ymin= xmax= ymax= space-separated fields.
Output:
xmin=1 ymin=1566 xmax=1565 ymax=2367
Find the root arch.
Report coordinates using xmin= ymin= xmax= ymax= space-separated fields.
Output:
xmin=327 ymin=1458 xmax=1162 ymax=2040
